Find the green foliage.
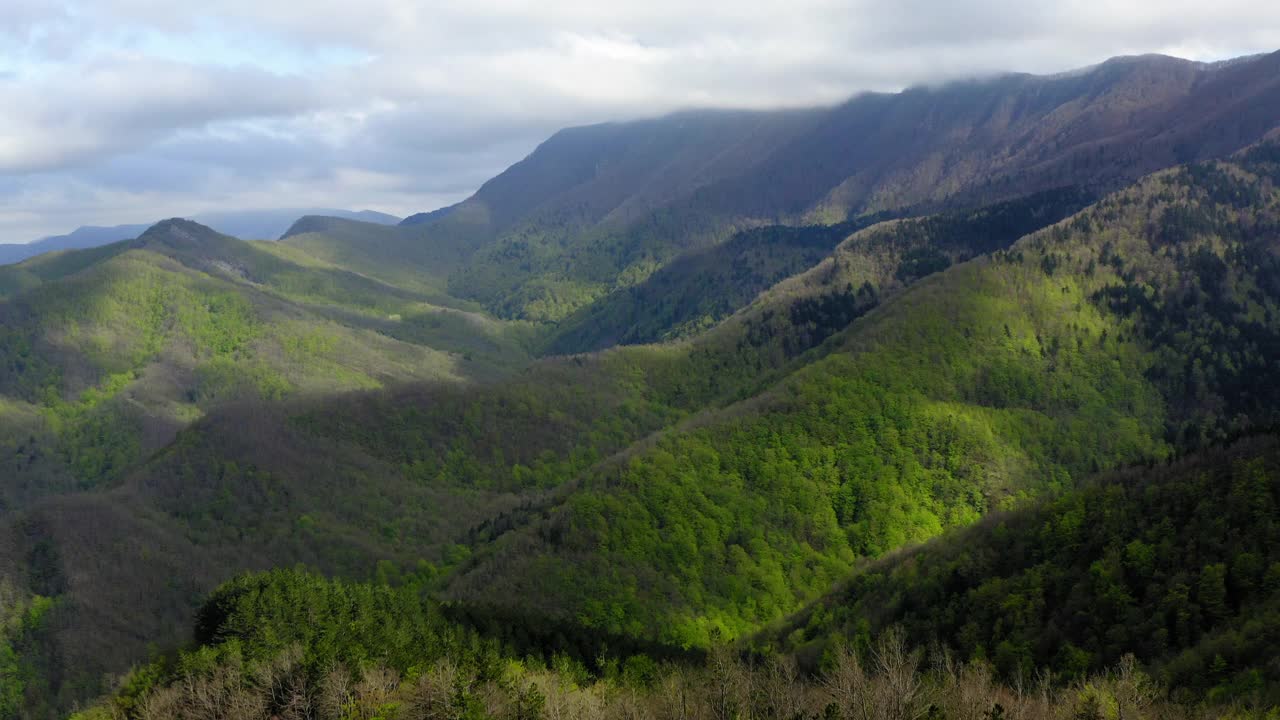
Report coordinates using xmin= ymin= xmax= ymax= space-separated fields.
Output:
xmin=776 ymin=436 xmax=1280 ymax=703
xmin=0 ymin=219 xmax=522 ymax=496
xmin=1091 ymin=163 xmax=1280 ymax=447
xmin=193 ymin=569 xmax=496 ymax=676
xmin=85 ymin=570 xmax=1258 ymax=720
xmin=11 ymin=143 xmax=1280 ymax=720
xmin=0 ymin=582 xmax=56 ymax=719
xmin=279 ymin=215 xmax=481 ymax=301
xmin=464 ymin=249 xmax=1165 ymax=646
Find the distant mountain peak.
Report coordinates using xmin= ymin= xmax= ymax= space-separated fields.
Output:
xmin=398 ymin=202 xmax=461 ymax=227
xmin=280 ymin=214 xmax=367 ymax=239
xmin=136 ymin=218 xmax=230 ymax=252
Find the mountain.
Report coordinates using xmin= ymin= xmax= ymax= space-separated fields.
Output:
xmin=7 ymin=145 xmax=1277 ymax=716
xmin=0 ymin=209 xmax=401 ymax=267
xmin=360 ymin=51 xmax=1280 ymax=323
xmin=3 ymin=51 xmax=1280 ymax=718
xmin=277 ymin=214 xmax=485 ymax=302
xmin=441 ymin=146 xmax=1280 ymax=645
xmin=28 ymin=146 xmax=1280 ymax=720
xmin=52 ymin=433 xmax=1280 ymax=719
xmin=543 ymin=186 xmax=1097 ymax=354
xmin=0 ymin=224 xmax=151 ymax=265
xmin=191 ymin=208 xmax=401 ymax=241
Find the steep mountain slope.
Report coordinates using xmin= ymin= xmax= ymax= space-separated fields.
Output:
xmin=769 ymin=434 xmax=1280 ymax=705
xmin=441 ymin=149 xmax=1280 ymax=647
xmin=378 ymin=51 xmax=1280 ymax=322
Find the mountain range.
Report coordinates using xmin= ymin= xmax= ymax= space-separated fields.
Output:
xmin=2 ymin=50 xmax=1280 ymax=719
xmin=0 ymin=209 xmax=401 ymax=266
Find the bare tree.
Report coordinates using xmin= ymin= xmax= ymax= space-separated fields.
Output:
xmin=870 ymin=629 xmax=929 ymax=720
xmin=822 ymin=644 xmax=874 ymax=720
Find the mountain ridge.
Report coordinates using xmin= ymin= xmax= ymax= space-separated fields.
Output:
xmin=371 ymin=50 xmax=1280 ymax=323
xmin=0 ymin=208 xmax=401 ymax=266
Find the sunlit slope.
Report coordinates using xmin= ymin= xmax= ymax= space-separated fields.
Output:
xmin=768 ymin=433 xmax=1280 ymax=705
xmin=444 ymin=150 xmax=1280 ymax=647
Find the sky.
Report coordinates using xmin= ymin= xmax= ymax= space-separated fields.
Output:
xmin=1 ymin=1 xmax=1278 ymax=242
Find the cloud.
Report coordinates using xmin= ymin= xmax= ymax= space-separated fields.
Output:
xmin=1 ymin=0 xmax=1279 ymax=241
xmin=0 ymin=55 xmax=329 ymax=173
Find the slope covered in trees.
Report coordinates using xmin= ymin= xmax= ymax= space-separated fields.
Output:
xmin=771 ymin=434 xmax=1280 ymax=707
xmin=0 ymin=219 xmax=531 ymax=508
xmin=442 ymin=150 xmax=1280 ymax=651
xmin=547 ymin=186 xmax=1096 ymax=356
xmin=65 ymin=568 xmax=1265 ymax=720
xmin=8 ymin=148 xmax=1280 ymax=714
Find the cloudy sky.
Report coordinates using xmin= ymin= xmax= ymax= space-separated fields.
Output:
xmin=1 ymin=1 xmax=1278 ymax=242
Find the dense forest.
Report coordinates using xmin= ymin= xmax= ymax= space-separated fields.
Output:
xmin=64 ymin=566 xmax=1280 ymax=720
xmin=773 ymin=436 xmax=1280 ymax=705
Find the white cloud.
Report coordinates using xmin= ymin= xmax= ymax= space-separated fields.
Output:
xmin=1 ymin=0 xmax=1279 ymax=241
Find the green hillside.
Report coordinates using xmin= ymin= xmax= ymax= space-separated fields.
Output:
xmin=443 ymin=150 xmax=1280 ymax=649
xmin=277 ymin=215 xmax=484 ymax=305
xmin=771 ymin=434 xmax=1280 ymax=706
xmin=547 ymin=186 xmax=1096 ymax=354
xmin=64 ymin=568 xmax=1234 ymax=720
xmin=60 ymin=566 xmax=1239 ymax=717
xmin=7 ymin=151 xmax=1276 ymax=715
xmin=0 ymin=219 xmax=531 ymax=509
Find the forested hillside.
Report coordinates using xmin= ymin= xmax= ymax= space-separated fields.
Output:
xmin=443 ymin=150 xmax=1280 ymax=649
xmin=771 ymin=434 xmax=1280 ymax=706
xmin=547 ymin=186 xmax=1097 ymax=355
xmin=60 ymin=565 xmax=1261 ymax=720
xmin=9 ymin=149 xmax=1280 ymax=717
xmin=0 ymin=219 xmax=534 ymax=512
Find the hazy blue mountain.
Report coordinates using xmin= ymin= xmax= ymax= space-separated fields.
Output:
xmin=0 ymin=208 xmax=402 ymax=266
xmin=0 ymin=224 xmax=151 ymax=265
xmin=194 ymin=208 xmax=401 ymax=240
